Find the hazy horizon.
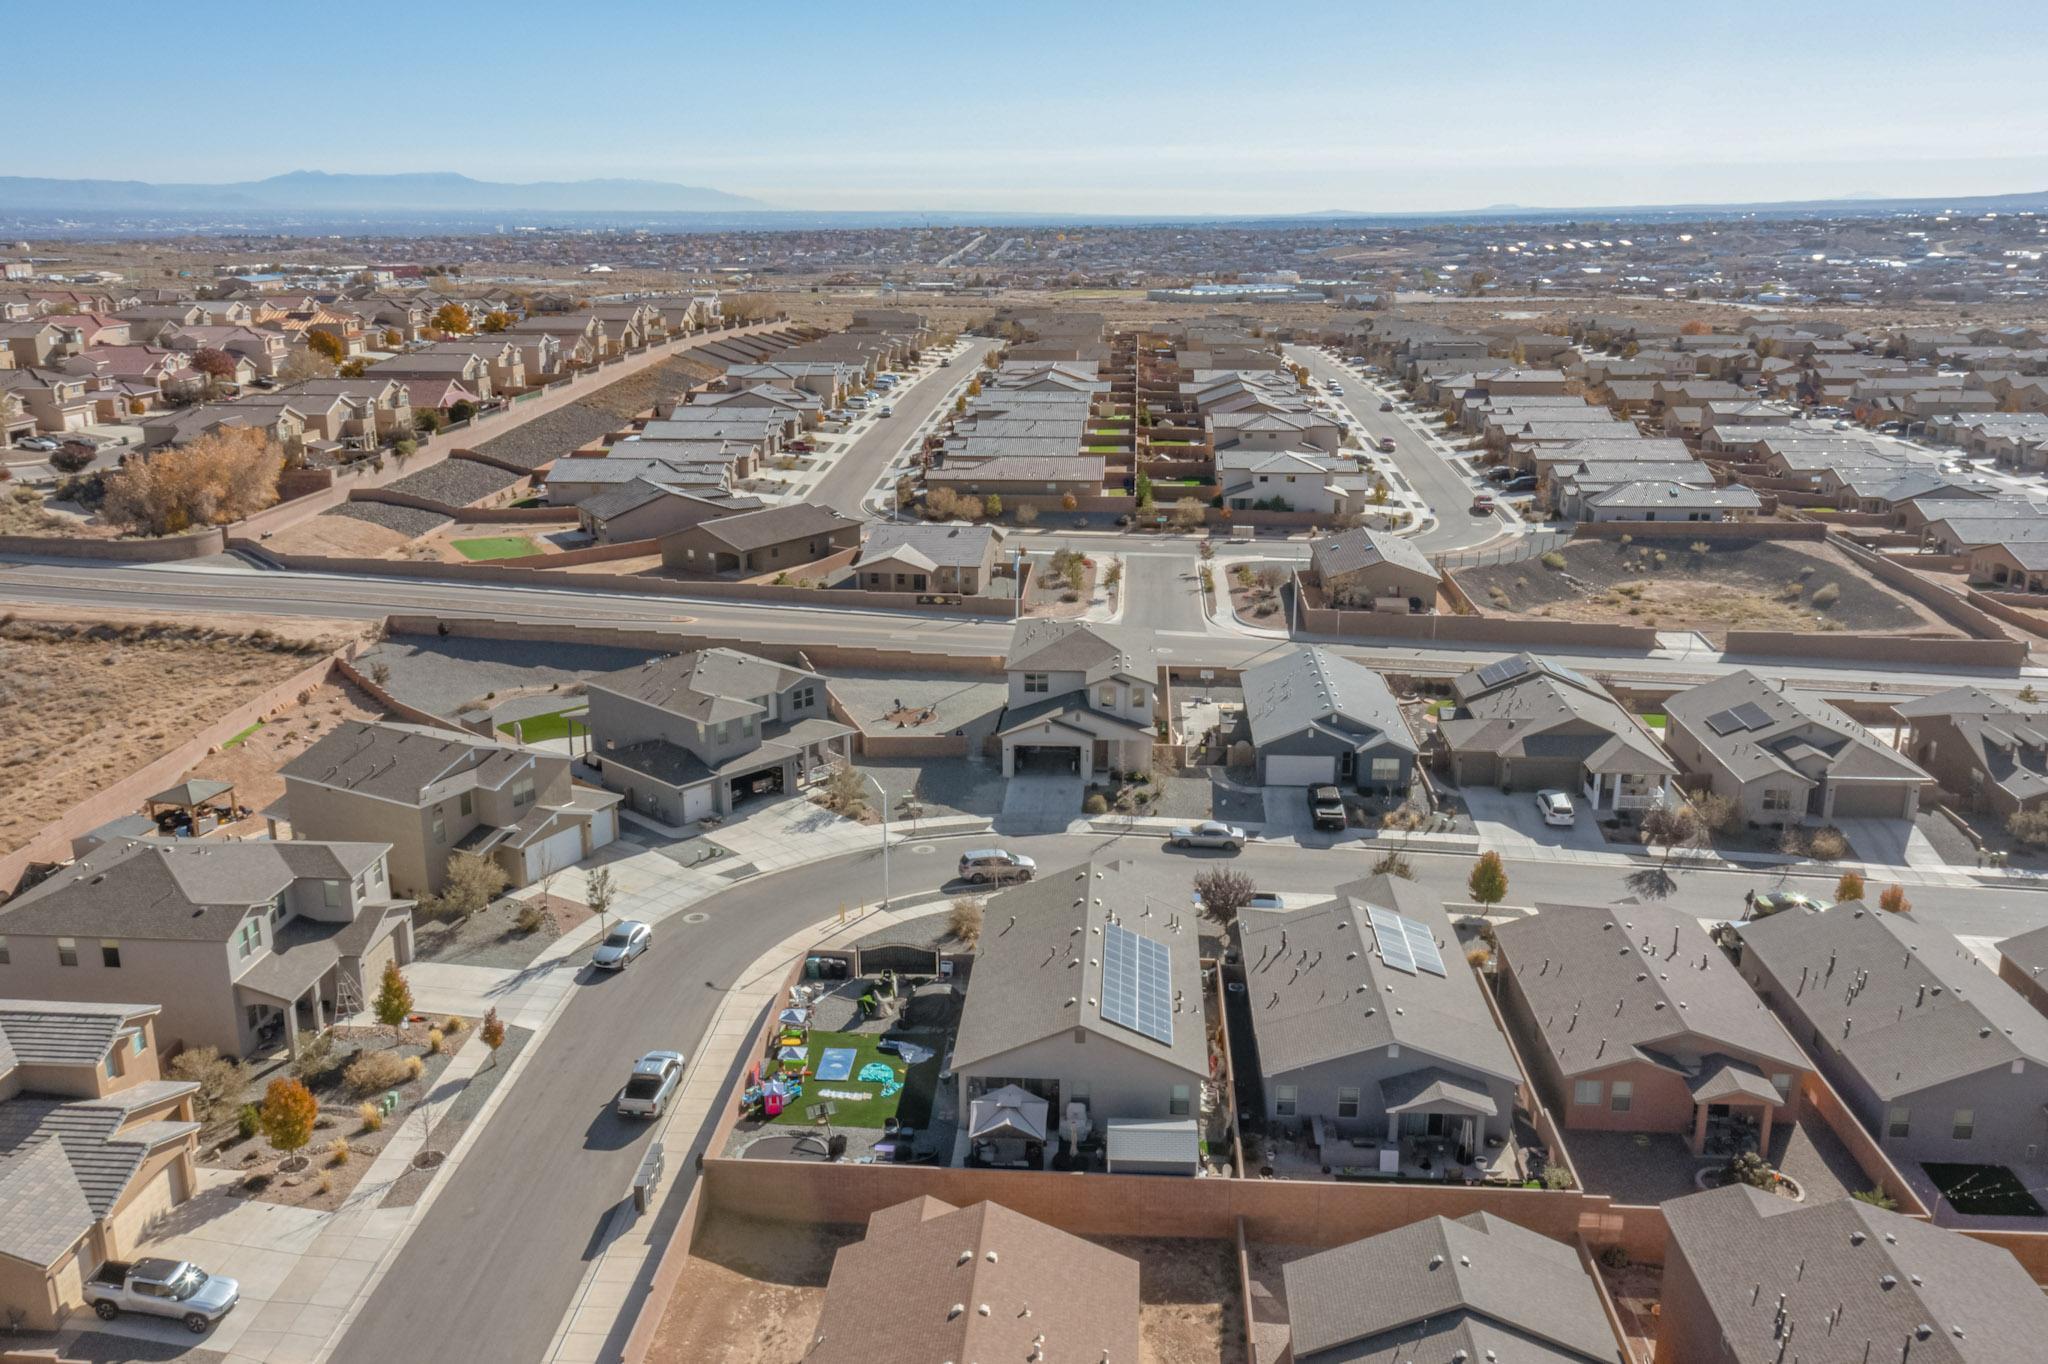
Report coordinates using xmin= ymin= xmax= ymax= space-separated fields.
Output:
xmin=12 ymin=0 xmax=2048 ymax=217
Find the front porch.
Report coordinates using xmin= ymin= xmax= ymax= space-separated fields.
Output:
xmin=1582 ymin=769 xmax=1669 ymax=813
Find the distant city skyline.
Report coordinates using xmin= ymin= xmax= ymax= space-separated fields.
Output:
xmin=12 ymin=0 xmax=2048 ymax=216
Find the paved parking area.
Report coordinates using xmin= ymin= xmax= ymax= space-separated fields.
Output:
xmin=1458 ymin=786 xmax=1610 ymax=855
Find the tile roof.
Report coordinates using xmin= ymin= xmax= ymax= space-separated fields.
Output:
xmin=1664 ymin=1184 xmax=2048 ymax=1364
xmin=1499 ymin=902 xmax=1810 ymax=1080
xmin=0 ymin=1080 xmax=198 ymax=1269
xmin=807 ymin=1198 xmax=1140 ymax=1364
xmin=1282 ymin=1212 xmax=1617 ymax=1363
xmin=0 ymin=1001 xmax=156 ymax=1068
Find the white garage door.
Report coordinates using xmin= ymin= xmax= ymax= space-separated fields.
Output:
xmin=587 ymin=807 xmax=616 ymax=851
xmin=681 ymin=783 xmax=716 ymax=824
xmin=1265 ymin=754 xmax=1337 ymax=787
xmin=361 ymin=930 xmax=398 ymax=986
xmin=526 ymin=825 xmax=586 ymax=880
xmin=109 ymin=1162 xmax=185 ymax=1254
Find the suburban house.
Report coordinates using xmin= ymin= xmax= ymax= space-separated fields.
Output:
xmin=1435 ymin=655 xmax=1676 ymax=813
xmin=585 ymin=648 xmax=850 ymax=825
xmin=1659 ymin=1185 xmax=2048 ymax=1364
xmin=995 ymin=621 xmax=1157 ymax=782
xmin=657 ymin=503 xmax=860 ymax=577
xmin=280 ymin=720 xmax=620 ymax=899
xmin=804 ymin=1196 xmax=1139 ymax=1364
xmin=1664 ymin=671 xmax=1932 ymax=824
xmin=952 ymin=860 xmax=1209 ymax=1136
xmin=1215 ymin=449 xmax=1360 ymax=515
xmin=1580 ymin=479 xmax=1761 ymax=522
xmin=1239 ymin=875 xmax=1521 ymax=1164
xmin=854 ymin=522 xmax=1004 ymax=595
xmin=1895 ymin=686 xmax=2048 ymax=818
xmin=1307 ymin=527 xmax=1441 ymax=613
xmin=1281 ymin=1214 xmax=1621 ymax=1364
xmin=1735 ymin=903 xmax=2048 ymax=1167
xmin=0 ymin=1001 xmax=202 ymax=1332
xmin=923 ymin=456 xmax=1106 ymax=504
xmin=1496 ymin=903 xmax=1812 ymax=1155
xmin=1242 ymin=645 xmax=1417 ymax=794
xmin=577 ymin=481 xmax=762 ymax=544
xmin=0 ymin=839 xmax=414 ymax=1061
xmin=1998 ymin=921 xmax=2048 ymax=1021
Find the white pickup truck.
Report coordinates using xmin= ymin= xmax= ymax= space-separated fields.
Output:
xmin=86 ymin=1257 xmax=240 ymax=1333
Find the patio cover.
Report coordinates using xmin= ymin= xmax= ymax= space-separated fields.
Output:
xmin=967 ymin=1084 xmax=1049 ymax=1143
xmin=147 ymin=778 xmax=233 ymax=807
xmin=1379 ymin=1067 xmax=1499 ymax=1118
xmin=1689 ymin=1057 xmax=1787 ymax=1107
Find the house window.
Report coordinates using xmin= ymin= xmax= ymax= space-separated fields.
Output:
xmin=1609 ymin=1081 xmax=1634 ymax=1113
xmin=432 ymin=806 xmax=446 ymax=845
xmin=511 ymin=776 xmax=535 ymax=808
xmin=101 ymin=940 xmax=121 ymax=969
xmin=1336 ymin=1087 xmax=1361 ymax=1119
xmin=57 ymin=937 xmax=78 ymax=968
xmin=1132 ymin=688 xmax=1146 ymax=709
xmin=132 ymin=1030 xmax=147 ymax=1056
xmin=1170 ymin=1084 xmax=1191 ymax=1117
xmin=323 ymin=880 xmax=343 ymax=909
xmin=793 ymin=685 xmax=816 ymax=710
xmin=743 ymin=714 xmax=757 ymax=737
xmin=1885 ymin=1106 xmax=1911 ymax=1140
xmin=1762 ymin=789 xmax=1793 ymax=813
xmin=1371 ymin=758 xmax=1402 ymax=783
xmin=1572 ymin=1079 xmax=1603 ymax=1107
xmin=0 ymin=935 xmax=9 ymax=965
xmin=1772 ymin=1073 xmax=1792 ymax=1097
xmin=1024 ymin=673 xmax=1049 ymax=694
xmin=104 ymin=1050 xmax=120 ymax=1080
xmin=1275 ymin=1085 xmax=1299 ymax=1117
xmin=1953 ymin=1110 xmax=1975 ymax=1141
xmin=1099 ymin=685 xmax=1116 ymax=707
xmin=237 ymin=919 xmax=262 ymax=959
xmin=460 ymin=791 xmax=474 ymax=817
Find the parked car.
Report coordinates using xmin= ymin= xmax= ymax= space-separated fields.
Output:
xmin=592 ymin=920 xmax=652 ymax=970
xmin=1247 ymin=892 xmax=1285 ymax=910
xmin=1503 ymin=474 xmax=1538 ymax=493
xmin=879 ymin=405 xmax=895 ymax=417
xmin=15 ymin=435 xmax=58 ymax=451
xmin=1832 ymin=419 xmax=1853 ymax=431
xmin=1535 ymin=789 xmax=1576 ymax=826
xmin=1330 ymin=383 xmax=1344 ymax=395
xmin=939 ymin=358 xmax=952 ymax=367
xmin=1171 ymin=821 xmax=1246 ymax=851
xmin=1482 ymin=466 xmax=1516 ymax=483
xmin=86 ymin=1259 xmax=239 ymax=1334
xmin=958 ymin=848 xmax=1036 ymax=884
xmin=1377 ymin=436 xmax=1397 ymax=453
xmin=1745 ymin=890 xmax=1832 ymax=920
xmin=616 ymin=1050 xmax=687 ymax=1118
xmin=1308 ymin=785 xmax=1347 ymax=832
xmin=1379 ymin=401 xmax=1394 ymax=412
xmin=1470 ymin=493 xmax=1497 ymax=514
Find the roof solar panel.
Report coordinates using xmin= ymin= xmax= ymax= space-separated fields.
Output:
xmin=1367 ymin=906 xmax=1417 ymax=975
xmin=1730 ymin=701 xmax=1774 ymax=731
xmin=1704 ymin=707 xmax=1745 ymax=736
xmin=1404 ymin=917 xmax=1447 ymax=977
xmin=1101 ymin=922 xmax=1174 ymax=1046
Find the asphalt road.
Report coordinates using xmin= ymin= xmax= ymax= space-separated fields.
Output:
xmin=808 ymin=338 xmax=998 ymax=515
xmin=1285 ymin=345 xmax=1503 ymax=555
xmin=326 ymin=830 xmax=2048 ymax=1363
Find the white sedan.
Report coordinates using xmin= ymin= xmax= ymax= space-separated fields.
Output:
xmin=1535 ymin=790 xmax=1577 ymax=827
xmin=1171 ymin=821 xmax=1247 ymax=851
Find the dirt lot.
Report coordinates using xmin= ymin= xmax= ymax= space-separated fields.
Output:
xmin=644 ymin=1213 xmax=858 ymax=1364
xmin=1453 ymin=537 xmax=1957 ymax=643
xmin=1090 ymin=1235 xmax=1244 ymax=1364
xmin=187 ymin=680 xmax=384 ymax=838
xmin=264 ymin=512 xmax=414 ymax=557
xmin=0 ymin=616 xmax=351 ymax=859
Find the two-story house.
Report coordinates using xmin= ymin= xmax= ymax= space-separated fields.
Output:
xmin=281 ymin=720 xmax=619 ymax=897
xmin=0 ymin=1000 xmax=202 ymax=1331
xmin=585 ymin=648 xmax=851 ymax=824
xmin=996 ymin=621 xmax=1158 ymax=782
xmin=0 ymin=839 xmax=414 ymax=1061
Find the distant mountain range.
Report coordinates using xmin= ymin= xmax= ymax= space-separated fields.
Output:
xmin=0 ymin=170 xmax=771 ymax=213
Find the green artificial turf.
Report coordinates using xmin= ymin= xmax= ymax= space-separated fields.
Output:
xmin=763 ymin=1028 xmax=942 ymax=1131
xmin=451 ymin=535 xmax=540 ymax=561
xmin=495 ymin=708 xmax=586 ymax=743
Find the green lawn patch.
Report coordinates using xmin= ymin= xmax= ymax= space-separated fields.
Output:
xmin=1923 ymin=1163 xmax=2045 ymax=1217
xmin=764 ymin=1029 xmax=943 ymax=1131
xmin=452 ymin=535 xmax=541 ymax=561
xmin=1639 ymin=713 xmax=1667 ymax=729
xmin=495 ymin=707 xmax=586 ymax=743
xmin=222 ymin=720 xmax=266 ymax=750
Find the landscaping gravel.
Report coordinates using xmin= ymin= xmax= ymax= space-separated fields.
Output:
xmin=379 ymin=1024 xmax=534 ymax=1210
xmin=384 ymin=457 xmax=524 ymax=506
xmin=474 ymin=405 xmax=626 ymax=470
xmin=356 ymin=632 xmax=657 ymax=716
xmin=325 ymin=502 xmax=453 ymax=538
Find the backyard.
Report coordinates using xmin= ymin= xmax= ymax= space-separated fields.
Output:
xmin=451 ymin=534 xmax=542 ymax=560
xmin=1453 ymin=538 xmax=1959 ymax=643
xmin=1923 ymin=1162 xmax=2046 ymax=1217
xmin=760 ymin=1028 xmax=942 ymax=1132
xmin=495 ymin=705 xmax=588 ymax=743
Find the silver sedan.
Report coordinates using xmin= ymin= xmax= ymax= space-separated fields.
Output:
xmin=1171 ymin=821 xmax=1247 ymax=851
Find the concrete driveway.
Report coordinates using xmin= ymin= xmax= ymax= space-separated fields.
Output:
xmin=1831 ymin=817 xmax=1945 ymax=871
xmin=1458 ymin=786 xmax=1611 ymax=855
xmin=998 ymin=772 xmax=1083 ymax=833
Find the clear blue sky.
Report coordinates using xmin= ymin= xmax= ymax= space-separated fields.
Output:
xmin=14 ymin=0 xmax=2048 ymax=214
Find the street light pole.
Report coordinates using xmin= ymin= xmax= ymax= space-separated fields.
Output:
xmin=865 ymin=774 xmax=891 ymax=910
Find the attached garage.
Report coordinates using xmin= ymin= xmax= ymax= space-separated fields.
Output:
xmin=522 ymin=823 xmax=586 ymax=881
xmin=1014 ymin=744 xmax=1081 ymax=775
xmin=681 ymin=783 xmax=716 ymax=825
xmin=1828 ymin=783 xmax=1919 ymax=820
xmin=360 ymin=930 xmax=399 ymax=989
xmin=586 ymin=805 xmax=616 ymax=849
xmin=1262 ymin=754 xmax=1337 ymax=787
xmin=108 ymin=1160 xmax=186 ymax=1255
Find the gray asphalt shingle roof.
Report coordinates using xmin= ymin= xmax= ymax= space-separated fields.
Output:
xmin=587 ymin=647 xmax=811 ymax=723
xmin=1003 ymin=620 xmax=1155 ymax=679
xmin=1282 ymin=1212 xmax=1617 ymax=1363
xmin=1667 ymin=670 xmax=1929 ymax=789
xmin=284 ymin=719 xmax=533 ymax=804
xmin=1308 ymin=527 xmax=1440 ymax=583
xmin=1243 ymin=646 xmax=1414 ymax=756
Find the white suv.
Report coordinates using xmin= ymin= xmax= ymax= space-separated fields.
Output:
xmin=1535 ymin=790 xmax=1577 ymax=827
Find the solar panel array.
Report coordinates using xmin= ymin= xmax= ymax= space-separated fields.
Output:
xmin=1101 ymin=922 xmax=1174 ymax=1046
xmin=1474 ymin=656 xmax=1533 ymax=691
xmin=1366 ymin=905 xmax=1448 ymax=978
xmin=1706 ymin=700 xmax=1775 ymax=736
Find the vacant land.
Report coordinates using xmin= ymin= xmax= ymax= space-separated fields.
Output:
xmin=645 ymin=1213 xmax=857 ymax=1364
xmin=187 ymin=680 xmax=384 ymax=838
xmin=1092 ymin=1235 xmax=1243 ymax=1364
xmin=0 ymin=618 xmax=345 ymax=858
xmin=1455 ymin=538 xmax=1954 ymax=643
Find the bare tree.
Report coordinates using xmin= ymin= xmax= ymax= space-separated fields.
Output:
xmin=1193 ymin=866 xmax=1256 ymax=928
